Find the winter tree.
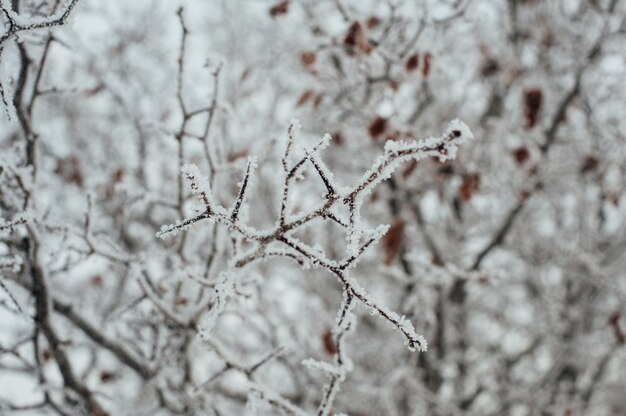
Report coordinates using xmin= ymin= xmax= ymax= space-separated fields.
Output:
xmin=1 ymin=0 xmax=625 ymax=415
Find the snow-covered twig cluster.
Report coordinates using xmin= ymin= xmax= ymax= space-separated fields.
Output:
xmin=158 ymin=118 xmax=473 ymax=412
xmin=0 ymin=0 xmax=80 ymax=119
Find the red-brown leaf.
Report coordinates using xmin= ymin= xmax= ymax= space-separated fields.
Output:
xmin=90 ymin=275 xmax=104 ymax=288
xmin=344 ymin=21 xmax=372 ymax=55
xmin=322 ymin=329 xmax=337 ymax=355
xmin=523 ymin=88 xmax=543 ymax=128
xmin=481 ymin=58 xmax=499 ymax=77
xmin=519 ymin=189 xmax=531 ymax=202
xmin=608 ymin=312 xmax=625 ymax=345
xmin=458 ymin=173 xmax=481 ymax=203
xmin=513 ymin=146 xmax=530 ymax=165
xmin=344 ymin=21 xmax=359 ymax=48
xmin=269 ymin=1 xmax=289 ymax=17
xmin=405 ymin=54 xmax=419 ymax=72
xmin=86 ymin=84 xmax=104 ymax=97
xmin=608 ymin=311 xmax=620 ymax=326
xmin=313 ymin=94 xmax=324 ymax=109
xmin=382 ymin=219 xmax=405 ymax=266
xmin=332 ymin=131 xmax=343 ymax=146
xmin=111 ymin=167 xmax=125 ymax=184
xmin=300 ymin=51 xmax=316 ymax=67
xmin=581 ymin=155 xmax=599 ymax=174
xmin=368 ymin=116 xmax=388 ymax=139
xmin=422 ymin=52 xmax=432 ymax=78
xmin=54 ymin=155 xmax=84 ymax=187
xmin=401 ymin=159 xmax=418 ymax=179
xmin=437 ymin=163 xmax=455 ymax=177
xmin=366 ymin=16 xmax=380 ymax=29
xmin=296 ymin=90 xmax=315 ymax=107
xmin=227 ymin=150 xmax=248 ymax=162
xmin=100 ymin=371 xmax=115 ymax=383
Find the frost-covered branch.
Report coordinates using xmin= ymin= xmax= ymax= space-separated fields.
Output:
xmin=248 ymin=384 xmax=310 ymax=416
xmin=230 ymin=156 xmax=257 ymax=223
xmin=0 ymin=0 xmax=80 ymax=118
xmin=312 ymin=291 xmax=354 ymax=416
xmin=0 ymin=212 xmax=28 ymax=234
xmin=0 ymin=0 xmax=79 ymax=44
xmin=152 ymin=119 xmax=474 ymax=411
xmin=158 ymin=119 xmax=473 ymax=357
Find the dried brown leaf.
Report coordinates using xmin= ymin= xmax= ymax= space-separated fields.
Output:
xmin=581 ymin=155 xmax=599 ymax=174
xmin=382 ymin=219 xmax=405 ymax=266
xmin=366 ymin=16 xmax=380 ymax=29
xmin=100 ymin=371 xmax=115 ymax=383
xmin=296 ymin=90 xmax=315 ymax=107
xmin=481 ymin=58 xmax=499 ymax=77
xmin=344 ymin=21 xmax=372 ymax=55
xmin=405 ymin=54 xmax=419 ymax=72
xmin=269 ymin=1 xmax=289 ymax=17
xmin=458 ymin=173 xmax=481 ymax=203
xmin=300 ymin=51 xmax=316 ymax=67
xmin=401 ymin=159 xmax=418 ymax=179
xmin=523 ymin=88 xmax=543 ymax=128
xmin=422 ymin=52 xmax=432 ymax=78
xmin=513 ymin=146 xmax=530 ymax=165
xmin=322 ymin=329 xmax=337 ymax=355
xmin=368 ymin=116 xmax=387 ymax=139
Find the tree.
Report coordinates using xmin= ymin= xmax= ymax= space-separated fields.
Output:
xmin=1 ymin=0 xmax=625 ymax=415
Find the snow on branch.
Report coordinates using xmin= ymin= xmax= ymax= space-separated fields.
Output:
xmin=0 ymin=213 xmax=27 ymax=316
xmin=303 ymin=133 xmax=336 ymax=196
xmin=0 ymin=255 xmax=22 ymax=272
xmin=247 ymin=383 xmax=311 ymax=416
xmin=157 ymin=119 xmax=473 ymax=356
xmin=0 ymin=0 xmax=81 ymax=119
xmin=0 ymin=0 xmax=79 ymax=36
xmin=282 ymin=118 xmax=300 ymax=173
xmin=182 ymin=163 xmax=220 ymax=213
xmin=313 ymin=291 xmax=355 ymax=416
xmin=0 ymin=273 xmax=23 ymax=313
xmin=0 ymin=212 xmax=28 ymax=236
xmin=335 ymin=270 xmax=428 ymax=352
xmin=342 ymin=119 xmax=473 ymax=203
xmin=230 ymin=156 xmax=257 ymax=223
xmin=197 ymin=271 xmax=238 ymax=339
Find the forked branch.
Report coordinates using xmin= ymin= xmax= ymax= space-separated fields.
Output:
xmin=157 ymin=119 xmax=473 ymax=354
